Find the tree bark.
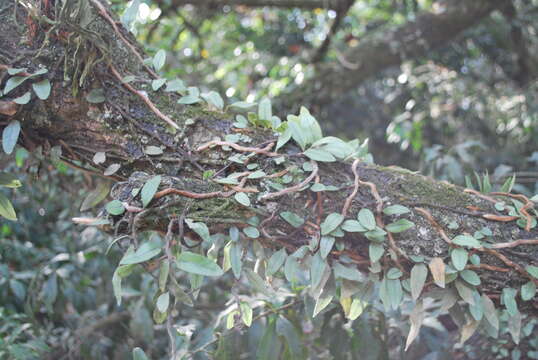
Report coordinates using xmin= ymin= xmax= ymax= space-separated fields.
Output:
xmin=0 ymin=0 xmax=536 ymax=319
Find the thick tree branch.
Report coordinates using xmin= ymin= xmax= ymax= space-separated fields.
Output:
xmin=0 ymin=0 xmax=536 ymax=321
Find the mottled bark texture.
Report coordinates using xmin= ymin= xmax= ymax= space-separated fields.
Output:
xmin=0 ymin=0 xmax=536 ymax=317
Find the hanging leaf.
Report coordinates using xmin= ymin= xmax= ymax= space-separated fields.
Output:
xmin=120 ymin=241 xmax=161 ymax=265
xmin=369 ymin=243 xmax=384 ymax=263
xmin=383 ymin=204 xmax=410 ymax=215
xmin=410 ymin=264 xmax=428 ymax=301
xmin=151 ymin=78 xmax=166 ymax=91
xmin=2 ymin=120 xmax=21 ymax=154
xmin=454 ymin=280 xmax=475 ymax=305
xmin=385 ymin=219 xmax=414 ymax=233
xmin=521 ymin=281 xmax=536 ymax=301
xmin=482 ymin=294 xmax=499 ymax=330
xmin=266 ymin=248 xmax=287 ymax=276
xmin=0 ymin=173 xmax=21 ymax=188
xmin=310 ymin=252 xmax=327 ymax=288
xmin=32 ymin=79 xmax=51 ymax=100
xmin=280 ymin=211 xmax=304 ymax=228
xmin=451 ymin=248 xmax=468 ymax=271
xmin=502 ymin=287 xmax=519 ymax=316
xmin=0 ymin=193 xmax=17 ymax=221
xmin=357 ymin=208 xmax=376 ymax=231
xmin=320 ymin=212 xmax=344 ymax=235
xmin=159 ymin=260 xmax=170 ymax=292
xmin=177 ymin=251 xmax=223 ymax=277
xmin=105 ymin=200 xmax=125 ymax=215
xmin=80 ymin=182 xmax=110 ymax=211
xmin=185 ymin=219 xmax=211 ymax=242
xmin=141 ymin=175 xmax=161 ymax=207
xmin=103 ymin=163 xmax=121 ymax=176
xmin=459 ymin=269 xmax=481 ymax=286
xmin=405 ymin=300 xmax=425 ymax=351
xmin=3 ymin=76 xmax=28 ymax=94
xmin=234 ymin=192 xmax=250 ymax=207
xmin=313 ymin=293 xmax=333 ymax=317
xmin=303 ymin=148 xmax=336 ymax=162
xmin=319 ymin=236 xmax=335 ymax=259
xmin=452 ymin=235 xmax=482 ymax=249
xmin=13 ymin=91 xmax=31 ymax=104
xmin=230 ymin=242 xmax=242 ymax=279
xmin=429 ymin=257 xmax=445 ymax=288
xmin=156 ymin=292 xmax=170 ymax=313
xmin=240 ymin=302 xmax=253 ymax=327
xmin=244 ymin=268 xmax=274 ymax=297
xmin=153 ymin=49 xmax=166 ymax=71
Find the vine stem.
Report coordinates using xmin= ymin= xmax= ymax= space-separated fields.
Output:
xmin=260 ymin=161 xmax=318 ymax=201
xmin=109 ymin=64 xmax=180 ymax=130
xmin=196 ymin=140 xmax=279 ymax=156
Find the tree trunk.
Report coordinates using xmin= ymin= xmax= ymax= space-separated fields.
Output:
xmin=0 ymin=0 xmax=536 ymax=323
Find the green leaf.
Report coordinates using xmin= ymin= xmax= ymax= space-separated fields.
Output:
xmin=280 ymin=211 xmax=304 ymax=228
xmin=320 ymin=212 xmax=344 ymax=235
xmin=234 ymin=192 xmax=250 ymax=207
xmin=410 ymin=264 xmax=428 ymax=301
xmin=482 ymin=294 xmax=499 ymax=330
xmin=244 ymin=268 xmax=274 ymax=297
xmin=386 ymin=219 xmax=414 ymax=233
xmin=13 ymin=91 xmax=31 ymax=104
xmin=526 ymin=265 xmax=538 ymax=278
xmin=120 ymin=242 xmax=161 ymax=265
xmin=311 ymin=252 xmax=327 ymax=288
xmin=502 ymin=287 xmax=519 ymax=316
xmin=451 ymin=247 xmax=468 ymax=271
xmin=159 ymin=260 xmax=170 ymax=292
xmin=132 ymin=347 xmax=149 ymax=360
xmin=341 ymin=219 xmax=367 ymax=232
xmin=185 ymin=219 xmax=211 ymax=242
xmin=287 ymin=116 xmax=308 ymax=150
xmin=178 ymin=94 xmax=200 ymax=104
xmin=165 ymin=79 xmax=187 ymax=92
xmin=141 ymin=175 xmax=161 ymax=208
xmin=460 ymin=269 xmax=481 ymax=286
xmin=521 ymin=281 xmax=536 ymax=301
xmin=452 ymin=235 xmax=482 ymax=249
xmin=369 ymin=243 xmax=384 ymax=263
xmin=105 ymin=199 xmax=125 ymax=215
xmin=357 ymin=208 xmax=376 ymax=231
xmin=151 ymin=78 xmax=166 ymax=91
xmin=383 ymin=205 xmax=410 ymax=216
xmin=303 ymin=148 xmax=336 ymax=162
xmin=455 ymin=280 xmax=475 ymax=305
xmin=386 ymin=278 xmax=403 ymax=311
xmin=319 ymin=236 xmax=335 ymax=259
xmin=313 ymin=293 xmax=333 ymax=317
xmin=153 ymin=49 xmax=166 ymax=71
xmin=240 ymin=302 xmax=253 ymax=327
xmin=80 ymin=182 xmax=109 ymax=211
xmin=276 ymin=125 xmax=292 ymax=150
xmin=201 ymin=91 xmax=224 ymax=110
xmin=144 ymin=145 xmax=163 ymax=155
xmin=9 ymin=279 xmax=25 ymax=301
xmin=230 ymin=242 xmax=242 ymax=279
xmin=276 ymin=316 xmax=302 ymax=358
xmin=3 ymin=76 xmax=28 ymax=94
xmin=258 ymin=97 xmax=272 ymax=121
xmin=86 ymin=88 xmax=105 ymax=103
xmin=298 ymin=106 xmax=323 ymax=145
xmin=266 ymin=248 xmax=287 ymax=276
xmin=229 ymin=101 xmax=256 ymax=111
xmin=156 ymin=292 xmax=170 ymax=313
xmin=500 ymin=174 xmax=516 ymax=193
xmin=243 ymin=226 xmax=259 ymax=238
xmin=7 ymin=67 xmax=27 ymax=75
xmin=2 ymin=120 xmax=21 ymax=154
xmin=0 ymin=173 xmax=21 ymax=188
xmin=333 ymin=262 xmax=362 ymax=281
xmin=121 ymin=0 xmax=141 ymax=29
xmin=247 ymin=170 xmax=265 ymax=179
xmin=386 ymin=267 xmax=403 ymax=279
xmin=32 ymin=79 xmax=51 ymax=100
xmin=177 ymin=251 xmax=223 ymax=277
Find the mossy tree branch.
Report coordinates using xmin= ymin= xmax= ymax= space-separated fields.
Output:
xmin=0 ymin=0 xmax=536 ymax=328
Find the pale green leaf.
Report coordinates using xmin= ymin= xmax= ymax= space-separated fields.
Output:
xmin=2 ymin=120 xmax=21 ymax=154
xmin=234 ymin=192 xmax=250 ymax=207
xmin=105 ymin=200 xmax=125 ymax=215
xmin=177 ymin=251 xmax=223 ymax=277
xmin=320 ymin=212 xmax=344 ymax=235
xmin=32 ymin=79 xmax=51 ymax=100
xmin=141 ymin=175 xmax=161 ymax=207
xmin=357 ymin=208 xmax=376 ymax=231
